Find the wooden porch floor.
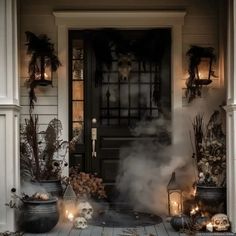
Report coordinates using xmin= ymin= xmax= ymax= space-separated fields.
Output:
xmin=24 ymin=221 xmax=235 ymax=236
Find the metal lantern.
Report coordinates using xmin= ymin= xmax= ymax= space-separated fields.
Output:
xmin=167 ymin=172 xmax=183 ymax=216
xmin=63 ymin=182 xmax=77 ymax=222
xmin=34 ymin=63 xmax=53 ymax=86
xmin=185 ymin=45 xmax=217 ymax=102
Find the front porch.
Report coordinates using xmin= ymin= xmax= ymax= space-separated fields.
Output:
xmin=2 ymin=0 xmax=236 ymax=234
xmin=23 ymin=221 xmax=235 ymax=236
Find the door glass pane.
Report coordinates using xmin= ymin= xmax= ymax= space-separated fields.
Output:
xmin=72 ymin=60 xmax=84 ymax=80
xmin=71 ymin=39 xmax=84 ymax=144
xmin=73 ymin=81 xmax=84 ymax=100
xmin=73 ymin=122 xmax=84 ymax=144
xmin=73 ymin=101 xmax=84 ymax=121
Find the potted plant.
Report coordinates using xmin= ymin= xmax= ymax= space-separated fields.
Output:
xmin=25 ymin=31 xmax=61 ymax=112
xmin=191 ymin=108 xmax=226 ymax=211
xmin=20 ymin=114 xmax=69 ymax=197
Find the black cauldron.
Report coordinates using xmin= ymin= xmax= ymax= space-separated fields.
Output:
xmin=31 ymin=179 xmax=63 ymax=197
xmin=196 ymin=185 xmax=226 ymax=203
xmin=20 ymin=198 xmax=59 ymax=233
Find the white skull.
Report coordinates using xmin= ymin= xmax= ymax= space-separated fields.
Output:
xmin=74 ymin=217 xmax=87 ymax=229
xmin=77 ymin=201 xmax=93 ymax=220
xmin=211 ymin=213 xmax=230 ymax=231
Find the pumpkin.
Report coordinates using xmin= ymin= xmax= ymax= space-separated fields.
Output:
xmin=170 ymin=214 xmax=192 ymax=231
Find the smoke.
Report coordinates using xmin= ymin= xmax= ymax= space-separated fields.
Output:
xmin=116 ymin=88 xmax=225 ymax=216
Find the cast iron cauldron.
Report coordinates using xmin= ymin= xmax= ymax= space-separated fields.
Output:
xmin=196 ymin=185 xmax=226 ymax=203
xmin=20 ymin=198 xmax=59 ymax=233
xmin=31 ymin=179 xmax=63 ymax=197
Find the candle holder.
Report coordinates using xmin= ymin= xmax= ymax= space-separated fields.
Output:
xmin=167 ymin=172 xmax=183 ymax=216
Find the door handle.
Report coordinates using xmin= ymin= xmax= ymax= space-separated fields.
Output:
xmin=91 ymin=118 xmax=97 ymax=158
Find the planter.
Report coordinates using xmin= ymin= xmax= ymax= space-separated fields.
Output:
xmin=19 ymin=198 xmax=59 ymax=233
xmin=196 ymin=185 xmax=226 ymax=203
xmin=31 ymin=179 xmax=63 ymax=197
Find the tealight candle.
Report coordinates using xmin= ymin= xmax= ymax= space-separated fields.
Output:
xmin=206 ymin=222 xmax=213 ymax=232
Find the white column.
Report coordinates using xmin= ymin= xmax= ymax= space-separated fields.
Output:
xmin=224 ymin=0 xmax=236 ymax=233
xmin=0 ymin=0 xmax=20 ymax=232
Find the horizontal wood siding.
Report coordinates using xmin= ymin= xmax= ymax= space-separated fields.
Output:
xmin=19 ymin=0 xmax=221 ymax=124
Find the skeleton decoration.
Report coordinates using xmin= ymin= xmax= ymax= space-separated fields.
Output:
xmin=74 ymin=217 xmax=88 ymax=229
xmin=77 ymin=201 xmax=93 ymax=220
xmin=211 ymin=213 xmax=230 ymax=231
xmin=117 ymin=54 xmax=132 ymax=80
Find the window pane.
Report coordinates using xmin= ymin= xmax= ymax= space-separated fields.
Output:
xmin=73 ymin=122 xmax=84 ymax=144
xmin=73 ymin=101 xmax=84 ymax=121
xmin=72 ymin=60 xmax=84 ymax=80
xmin=73 ymin=81 xmax=84 ymax=100
xmin=120 ymin=84 xmax=128 ymax=107
xmin=72 ymin=40 xmax=83 ymax=59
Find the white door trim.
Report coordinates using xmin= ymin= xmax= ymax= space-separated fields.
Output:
xmin=53 ymin=10 xmax=186 ymax=177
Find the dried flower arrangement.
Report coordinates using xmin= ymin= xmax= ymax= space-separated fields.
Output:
xmin=66 ymin=165 xmax=107 ymax=199
xmin=192 ymin=109 xmax=226 ymax=187
xmin=20 ymin=114 xmax=70 ymax=181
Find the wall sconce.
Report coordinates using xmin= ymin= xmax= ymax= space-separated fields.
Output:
xmin=25 ymin=31 xmax=61 ymax=112
xmin=63 ymin=182 xmax=77 ymax=222
xmin=185 ymin=45 xmax=217 ymax=103
xmin=167 ymin=172 xmax=183 ymax=216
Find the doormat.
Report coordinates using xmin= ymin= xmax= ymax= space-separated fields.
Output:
xmin=89 ymin=208 xmax=162 ymax=227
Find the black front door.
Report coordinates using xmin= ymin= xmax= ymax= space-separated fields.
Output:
xmin=69 ymin=29 xmax=171 ymax=198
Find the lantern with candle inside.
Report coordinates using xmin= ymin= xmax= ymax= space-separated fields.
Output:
xmin=185 ymin=45 xmax=217 ymax=103
xmin=167 ymin=172 xmax=183 ymax=216
xmin=63 ymin=182 xmax=77 ymax=222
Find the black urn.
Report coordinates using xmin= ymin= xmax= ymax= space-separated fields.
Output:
xmin=170 ymin=214 xmax=192 ymax=231
xmin=19 ymin=198 xmax=59 ymax=233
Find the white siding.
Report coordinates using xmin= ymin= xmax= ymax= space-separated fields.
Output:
xmin=19 ymin=0 xmax=222 ymax=125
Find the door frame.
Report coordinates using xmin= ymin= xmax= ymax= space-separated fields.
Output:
xmin=53 ymin=10 xmax=186 ymax=177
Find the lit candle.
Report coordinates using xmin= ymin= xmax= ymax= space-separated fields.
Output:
xmin=68 ymin=213 xmax=74 ymax=222
xmin=171 ymin=201 xmax=179 ymax=215
xmin=206 ymin=223 xmax=213 ymax=232
xmin=65 ymin=210 xmax=74 ymax=222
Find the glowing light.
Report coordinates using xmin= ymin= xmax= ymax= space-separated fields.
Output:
xmin=171 ymin=201 xmax=180 ymax=215
xmin=65 ymin=210 xmax=74 ymax=222
xmin=190 ymin=206 xmax=199 ymax=216
xmin=206 ymin=222 xmax=213 ymax=232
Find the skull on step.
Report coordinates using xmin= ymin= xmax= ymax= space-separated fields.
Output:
xmin=211 ymin=213 xmax=230 ymax=231
xmin=77 ymin=201 xmax=93 ymax=220
xmin=74 ymin=217 xmax=87 ymax=229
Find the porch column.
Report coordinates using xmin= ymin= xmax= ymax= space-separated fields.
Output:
xmin=0 ymin=0 xmax=20 ymax=232
xmin=225 ymin=0 xmax=236 ymax=233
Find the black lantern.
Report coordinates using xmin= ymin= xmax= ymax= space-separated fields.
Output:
xmin=63 ymin=182 xmax=77 ymax=222
xmin=167 ymin=172 xmax=183 ymax=216
xmin=25 ymin=31 xmax=61 ymax=111
xmin=185 ymin=45 xmax=217 ymax=103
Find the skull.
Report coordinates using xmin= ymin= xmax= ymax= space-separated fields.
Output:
xmin=77 ymin=201 xmax=93 ymax=220
xmin=118 ymin=54 xmax=132 ymax=80
xmin=211 ymin=213 xmax=230 ymax=231
xmin=74 ymin=217 xmax=87 ymax=229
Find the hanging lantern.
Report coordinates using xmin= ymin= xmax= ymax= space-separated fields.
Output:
xmin=63 ymin=182 xmax=77 ymax=222
xmin=167 ymin=172 xmax=183 ymax=216
xmin=185 ymin=45 xmax=217 ymax=103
